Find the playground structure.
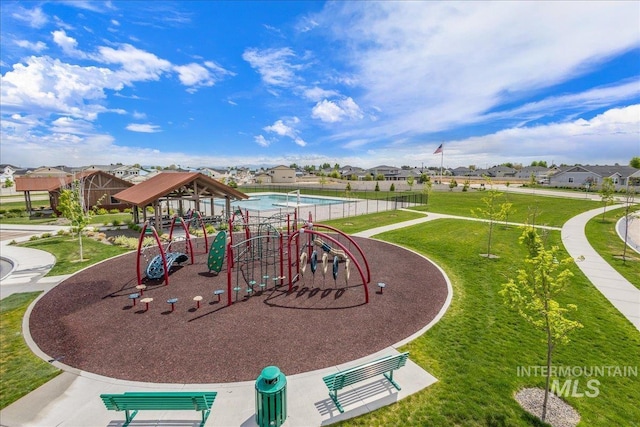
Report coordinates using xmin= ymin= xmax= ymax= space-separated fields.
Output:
xmin=223 ymin=208 xmax=371 ymax=306
xmin=135 ymin=204 xmax=372 ymax=305
xmin=136 ymin=214 xmax=208 ymax=286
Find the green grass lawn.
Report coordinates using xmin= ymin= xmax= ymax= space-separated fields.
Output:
xmin=19 ymin=236 xmax=130 ymax=276
xmin=413 ymin=191 xmax=600 ymax=227
xmin=585 ymin=205 xmax=640 ymax=290
xmin=336 ymin=220 xmax=640 ymax=426
xmin=322 ymin=210 xmax=425 ymax=234
xmin=0 ymin=292 xmax=61 ymax=409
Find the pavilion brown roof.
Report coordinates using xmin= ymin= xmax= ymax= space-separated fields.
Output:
xmin=15 ymin=171 xmax=132 ymax=192
xmin=112 ymin=172 xmax=248 ymax=207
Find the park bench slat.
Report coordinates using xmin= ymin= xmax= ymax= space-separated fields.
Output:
xmin=322 ymin=352 xmax=409 ymax=413
xmin=100 ymin=391 xmax=217 ymax=427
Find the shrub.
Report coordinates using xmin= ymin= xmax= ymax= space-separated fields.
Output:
xmin=112 ymin=219 xmax=120 ymax=226
xmin=56 ymin=229 xmax=67 ymax=236
xmin=205 ymin=225 xmax=216 ymax=235
xmin=390 ymin=183 xmax=395 ymax=192
xmin=0 ymin=209 xmax=6 ymax=215
xmin=109 ymin=209 xmax=120 ymax=214
xmin=123 ymin=208 xmax=132 ymax=214
xmin=112 ymin=235 xmax=139 ymax=250
xmin=9 ymin=240 xmax=17 ymax=245
xmin=41 ymin=233 xmax=52 ymax=239
xmin=29 ymin=235 xmax=39 ymax=241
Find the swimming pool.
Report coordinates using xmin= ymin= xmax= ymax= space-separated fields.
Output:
xmin=214 ymin=193 xmax=347 ymax=211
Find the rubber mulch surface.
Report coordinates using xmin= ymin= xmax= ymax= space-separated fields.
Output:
xmin=29 ymin=236 xmax=448 ymax=383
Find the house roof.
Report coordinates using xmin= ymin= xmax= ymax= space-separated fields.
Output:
xmin=555 ymin=165 xmax=638 ymax=178
xmin=15 ymin=171 xmax=134 ymax=192
xmin=112 ymin=172 xmax=248 ymax=207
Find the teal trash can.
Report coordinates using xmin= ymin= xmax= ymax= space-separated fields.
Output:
xmin=255 ymin=366 xmax=287 ymax=427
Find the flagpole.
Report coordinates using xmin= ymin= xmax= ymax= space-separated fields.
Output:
xmin=440 ymin=146 xmax=444 ymax=184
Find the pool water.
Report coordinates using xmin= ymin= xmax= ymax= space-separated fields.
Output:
xmin=214 ymin=193 xmax=346 ymax=211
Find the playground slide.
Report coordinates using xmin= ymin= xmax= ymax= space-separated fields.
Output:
xmin=146 ymin=252 xmax=188 ymax=279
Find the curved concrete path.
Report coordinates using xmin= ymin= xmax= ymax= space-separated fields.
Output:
xmin=561 ymin=205 xmax=640 ymax=331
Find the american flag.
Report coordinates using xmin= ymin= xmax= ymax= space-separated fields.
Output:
xmin=433 ymin=143 xmax=443 ymax=154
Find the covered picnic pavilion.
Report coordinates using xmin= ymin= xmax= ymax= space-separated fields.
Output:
xmin=113 ymin=172 xmax=249 ymax=229
xmin=15 ymin=170 xmax=133 ymax=216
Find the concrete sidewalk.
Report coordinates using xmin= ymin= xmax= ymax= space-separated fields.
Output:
xmin=561 ymin=206 xmax=640 ymax=331
xmin=0 ymin=224 xmax=448 ymax=427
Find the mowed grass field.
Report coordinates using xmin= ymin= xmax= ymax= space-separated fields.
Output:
xmin=336 ymin=220 xmax=640 ymax=426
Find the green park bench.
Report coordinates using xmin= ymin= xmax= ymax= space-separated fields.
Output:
xmin=322 ymin=351 xmax=409 ymax=413
xmin=100 ymin=391 xmax=217 ymax=427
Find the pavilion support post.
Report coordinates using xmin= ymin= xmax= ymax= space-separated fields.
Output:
xmin=225 ymin=197 xmax=231 ymax=221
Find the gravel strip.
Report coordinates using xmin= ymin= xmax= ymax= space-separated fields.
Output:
xmin=515 ymin=387 xmax=580 ymax=427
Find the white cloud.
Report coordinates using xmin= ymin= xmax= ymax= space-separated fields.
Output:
xmin=303 ymin=86 xmax=339 ymax=102
xmin=482 ymin=81 xmax=640 ymax=124
xmin=174 ymin=63 xmax=213 ymax=87
xmin=111 ymin=19 xmax=120 ymax=26
xmin=12 ymin=6 xmax=48 ymax=28
xmin=97 ymin=44 xmax=172 ymax=84
xmin=263 ymin=118 xmax=307 ymax=147
xmin=242 ymin=47 xmax=300 ymax=87
xmin=52 ymin=30 xmax=88 ymax=58
xmin=174 ymin=61 xmax=234 ymax=92
xmin=264 ymin=119 xmax=295 ymax=138
xmin=345 ymin=105 xmax=640 ymax=169
xmin=254 ymin=135 xmax=271 ymax=147
xmin=132 ymin=111 xmax=147 ymax=120
xmin=312 ymin=97 xmax=363 ymax=123
xmin=0 ymin=56 xmax=117 ymax=120
xmin=313 ymin=2 xmax=640 ymax=142
xmin=126 ymin=123 xmax=162 ymax=133
xmin=15 ymin=40 xmax=47 ymax=52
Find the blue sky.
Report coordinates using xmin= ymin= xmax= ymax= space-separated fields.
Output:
xmin=1 ymin=1 xmax=639 ymax=169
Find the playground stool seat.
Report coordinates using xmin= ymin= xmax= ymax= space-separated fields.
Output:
xmin=213 ymin=289 xmax=225 ymax=302
xmin=193 ymin=296 xmax=203 ymax=309
xmin=167 ymin=298 xmax=178 ymax=312
xmin=128 ymin=293 xmax=140 ymax=306
xmin=140 ymin=297 xmax=153 ymax=311
xmin=377 ymin=282 xmax=386 ymax=294
xmin=135 ymin=284 xmax=147 ymax=296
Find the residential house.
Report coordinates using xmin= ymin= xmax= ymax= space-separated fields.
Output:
xmin=549 ymin=165 xmax=639 ymax=190
xmin=339 ymin=165 xmax=367 ymax=180
xmin=27 ymin=166 xmax=71 ymax=177
xmin=515 ymin=166 xmax=552 ymax=183
xmin=367 ymin=165 xmax=401 ymax=180
xmin=268 ymin=165 xmax=296 ymax=183
xmin=486 ymin=166 xmax=517 ymax=178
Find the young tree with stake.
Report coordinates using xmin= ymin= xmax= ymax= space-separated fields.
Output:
xmin=500 ymin=227 xmax=583 ymax=423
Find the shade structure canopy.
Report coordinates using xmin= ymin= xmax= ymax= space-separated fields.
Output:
xmin=113 ymin=172 xmax=249 ymax=226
